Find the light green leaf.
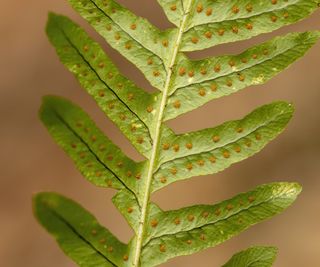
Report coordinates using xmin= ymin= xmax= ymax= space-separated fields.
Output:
xmin=40 ymin=95 xmax=143 ymax=194
xmin=222 ymin=246 xmax=278 ymax=267
xmin=165 ymin=31 xmax=320 ymax=120
xmin=153 ymin=101 xmax=293 ymax=192
xmin=157 ymin=0 xmax=185 ymax=27
xmin=112 ymin=190 xmax=141 ymax=233
xmin=181 ymin=0 xmax=319 ymax=51
xmin=112 ymin=191 xmax=163 ymax=235
xmin=67 ymin=0 xmax=177 ymax=90
xmin=33 ymin=192 xmax=128 ymax=267
xmin=38 ymin=0 xmax=319 ymax=265
xmin=46 ymin=13 xmax=155 ymax=156
xmin=141 ymin=182 xmax=301 ymax=267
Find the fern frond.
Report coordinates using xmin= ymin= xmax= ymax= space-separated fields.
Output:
xmin=34 ymin=0 xmax=319 ymax=266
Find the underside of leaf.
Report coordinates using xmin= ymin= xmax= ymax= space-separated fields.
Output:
xmin=140 ymin=182 xmax=301 ymax=266
xmin=33 ymin=192 xmax=128 ymax=267
xmin=222 ymin=246 xmax=278 ymax=267
xmin=35 ymin=0 xmax=319 ymax=266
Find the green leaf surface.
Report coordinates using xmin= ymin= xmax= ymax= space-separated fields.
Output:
xmin=157 ymin=0 xmax=185 ymax=27
xmin=180 ymin=0 xmax=319 ymax=51
xmin=153 ymin=101 xmax=293 ymax=192
xmin=67 ymin=0 xmax=177 ymax=90
xmin=140 ymin=182 xmax=301 ymax=266
xmin=40 ymin=95 xmax=142 ymax=194
xmin=222 ymin=246 xmax=278 ymax=267
xmin=33 ymin=192 xmax=128 ymax=267
xmin=46 ymin=13 xmax=155 ymax=156
xmin=165 ymin=31 xmax=320 ymax=120
xmin=112 ymin=190 xmax=141 ymax=233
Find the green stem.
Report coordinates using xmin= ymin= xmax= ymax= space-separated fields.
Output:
xmin=131 ymin=1 xmax=194 ymax=266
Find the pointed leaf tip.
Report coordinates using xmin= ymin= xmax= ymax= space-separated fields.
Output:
xmin=46 ymin=12 xmax=62 ymax=33
xmin=286 ymin=182 xmax=302 ymax=197
xmin=165 ymin=30 xmax=318 ymax=121
xmin=222 ymin=246 xmax=278 ymax=267
xmin=141 ymin=182 xmax=301 ymax=266
xmin=181 ymin=0 xmax=320 ymax=51
xmin=154 ymin=101 xmax=295 ymax=191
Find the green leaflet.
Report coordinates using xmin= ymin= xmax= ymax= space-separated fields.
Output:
xmin=112 ymin=190 xmax=162 ymax=236
xmin=153 ymin=101 xmax=293 ymax=191
xmin=222 ymin=246 xmax=278 ymax=267
xmin=180 ymin=0 xmax=319 ymax=51
xmin=157 ymin=0 xmax=185 ymax=27
xmin=33 ymin=192 xmax=128 ymax=267
xmin=67 ymin=0 xmax=176 ymax=90
xmin=46 ymin=13 xmax=155 ymax=156
xmin=165 ymin=31 xmax=320 ymax=120
xmin=40 ymin=96 xmax=143 ymax=194
xmin=140 ymin=182 xmax=301 ymax=266
xmin=112 ymin=190 xmax=141 ymax=233
xmin=36 ymin=0 xmax=319 ymax=266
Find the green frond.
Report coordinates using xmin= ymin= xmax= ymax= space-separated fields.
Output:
xmin=35 ymin=0 xmax=319 ymax=266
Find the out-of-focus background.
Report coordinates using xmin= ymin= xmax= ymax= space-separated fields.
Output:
xmin=1 ymin=0 xmax=319 ymax=266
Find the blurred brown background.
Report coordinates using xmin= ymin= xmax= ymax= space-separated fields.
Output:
xmin=1 ymin=1 xmax=319 ymax=266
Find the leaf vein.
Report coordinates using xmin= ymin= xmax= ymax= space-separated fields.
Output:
xmin=171 ymin=43 xmax=298 ymax=95
xmin=89 ymin=0 xmax=167 ymax=66
xmin=157 ymin=109 xmax=286 ymax=168
xmin=59 ymin=26 xmax=153 ymax=145
xmin=45 ymin=205 xmax=118 ymax=266
xmin=143 ymin=193 xmax=288 ymax=247
xmin=52 ymin=109 xmax=141 ymax=208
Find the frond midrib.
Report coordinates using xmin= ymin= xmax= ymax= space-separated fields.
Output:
xmin=131 ymin=1 xmax=195 ymax=266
